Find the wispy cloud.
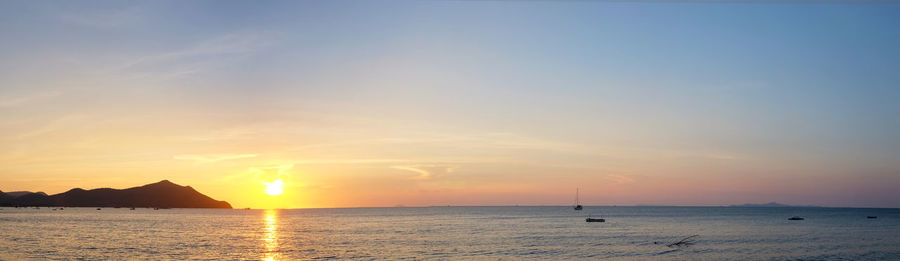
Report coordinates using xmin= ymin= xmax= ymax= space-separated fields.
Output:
xmin=56 ymin=5 xmax=145 ymax=29
xmin=0 ymin=91 xmax=62 ymax=108
xmin=216 ymin=163 xmax=296 ymax=183
xmin=249 ymin=164 xmax=294 ymax=182
xmin=12 ymin=114 xmax=86 ymax=139
xmin=173 ymin=154 xmax=258 ymax=164
xmin=108 ymin=31 xmax=278 ymax=80
xmin=604 ymin=174 xmax=636 ymax=184
xmin=290 ymin=131 xmax=589 ymax=155
xmin=392 ymin=165 xmax=457 ymax=180
xmin=295 ymin=158 xmax=408 ymax=165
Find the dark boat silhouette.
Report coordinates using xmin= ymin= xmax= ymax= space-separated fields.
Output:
xmin=788 ymin=216 xmax=804 ymax=220
xmin=867 ymin=216 xmax=877 ymax=219
xmin=586 ymin=214 xmax=605 ymax=222
xmin=574 ymin=188 xmax=583 ymax=211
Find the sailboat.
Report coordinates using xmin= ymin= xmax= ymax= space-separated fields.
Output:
xmin=574 ymin=188 xmax=583 ymax=210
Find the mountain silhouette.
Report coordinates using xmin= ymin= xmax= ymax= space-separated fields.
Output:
xmin=4 ymin=191 xmax=48 ymax=198
xmin=0 ymin=180 xmax=231 ymax=208
xmin=0 ymin=190 xmax=12 ymax=205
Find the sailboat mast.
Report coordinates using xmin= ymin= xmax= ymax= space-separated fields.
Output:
xmin=574 ymin=188 xmax=583 ymax=210
xmin=576 ymin=188 xmax=579 ymax=205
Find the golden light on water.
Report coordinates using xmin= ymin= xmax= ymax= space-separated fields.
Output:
xmin=264 ymin=180 xmax=284 ymax=196
xmin=262 ymin=209 xmax=280 ymax=261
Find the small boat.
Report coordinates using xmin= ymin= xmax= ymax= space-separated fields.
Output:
xmin=867 ymin=216 xmax=877 ymax=219
xmin=586 ymin=217 xmax=605 ymax=222
xmin=586 ymin=213 xmax=605 ymax=222
xmin=788 ymin=216 xmax=804 ymax=220
xmin=96 ymin=208 xmax=101 ymax=210
xmin=574 ymin=188 xmax=583 ymax=211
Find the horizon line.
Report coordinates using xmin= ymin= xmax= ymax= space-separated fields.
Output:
xmin=237 ymin=204 xmax=899 ymax=210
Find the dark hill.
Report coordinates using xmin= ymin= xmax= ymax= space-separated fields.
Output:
xmin=1 ymin=180 xmax=231 ymax=208
xmin=0 ymin=190 xmax=12 ymax=205
xmin=5 ymin=191 xmax=48 ymax=198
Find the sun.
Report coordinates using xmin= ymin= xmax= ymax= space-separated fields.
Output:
xmin=264 ymin=180 xmax=284 ymax=196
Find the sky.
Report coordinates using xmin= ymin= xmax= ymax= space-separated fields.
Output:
xmin=1 ymin=0 xmax=899 ymax=209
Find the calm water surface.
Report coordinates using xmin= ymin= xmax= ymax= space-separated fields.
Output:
xmin=1 ymin=206 xmax=898 ymax=260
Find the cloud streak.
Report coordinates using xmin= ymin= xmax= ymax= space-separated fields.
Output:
xmin=0 ymin=91 xmax=62 ymax=108
xmin=173 ymin=154 xmax=258 ymax=164
xmin=104 ymin=31 xmax=278 ymax=81
xmin=392 ymin=165 xmax=457 ymax=180
xmin=55 ymin=5 xmax=145 ymax=29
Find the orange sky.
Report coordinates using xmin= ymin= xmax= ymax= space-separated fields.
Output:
xmin=2 ymin=1 xmax=900 ymax=208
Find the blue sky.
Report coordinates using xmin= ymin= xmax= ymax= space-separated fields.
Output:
xmin=1 ymin=1 xmax=899 ymax=208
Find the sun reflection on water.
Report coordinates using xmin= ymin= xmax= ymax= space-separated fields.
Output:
xmin=262 ymin=209 xmax=280 ymax=261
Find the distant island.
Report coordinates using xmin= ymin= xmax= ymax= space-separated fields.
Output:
xmin=0 ymin=180 xmax=231 ymax=209
xmin=729 ymin=202 xmax=822 ymax=208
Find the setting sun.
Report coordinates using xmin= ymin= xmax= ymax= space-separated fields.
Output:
xmin=264 ymin=180 xmax=284 ymax=196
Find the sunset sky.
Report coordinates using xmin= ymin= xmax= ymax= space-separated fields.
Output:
xmin=2 ymin=1 xmax=899 ymax=209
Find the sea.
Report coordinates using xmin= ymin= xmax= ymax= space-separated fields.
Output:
xmin=1 ymin=206 xmax=898 ymax=260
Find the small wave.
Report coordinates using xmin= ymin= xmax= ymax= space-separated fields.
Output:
xmin=654 ymin=249 xmax=681 ymax=256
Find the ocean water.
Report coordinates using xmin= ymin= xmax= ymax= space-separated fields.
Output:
xmin=1 ymin=206 xmax=898 ymax=260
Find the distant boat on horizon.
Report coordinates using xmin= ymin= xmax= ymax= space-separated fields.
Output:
xmin=574 ymin=188 xmax=583 ymax=211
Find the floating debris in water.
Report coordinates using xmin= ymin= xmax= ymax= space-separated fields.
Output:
xmin=666 ymin=235 xmax=699 ymax=248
